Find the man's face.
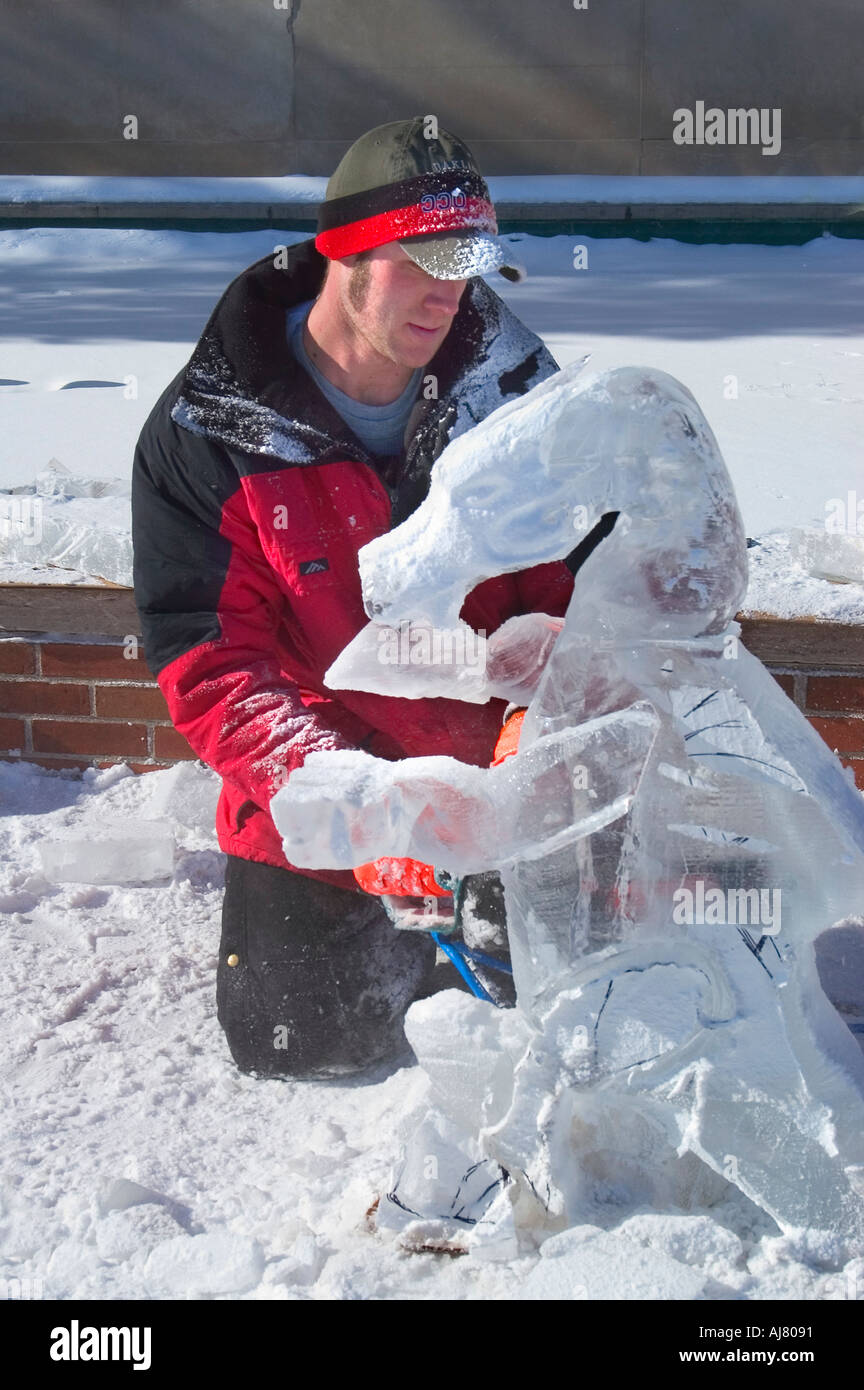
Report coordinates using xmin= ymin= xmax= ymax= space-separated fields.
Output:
xmin=336 ymin=241 xmax=468 ymax=369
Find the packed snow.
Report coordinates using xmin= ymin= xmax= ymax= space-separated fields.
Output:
xmin=1 ymin=756 xmax=863 ymax=1300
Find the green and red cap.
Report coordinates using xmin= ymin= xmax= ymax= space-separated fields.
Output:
xmin=315 ymin=118 xmax=524 ymax=282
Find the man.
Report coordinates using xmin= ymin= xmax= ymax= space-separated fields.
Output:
xmin=132 ymin=117 xmax=577 ymax=1080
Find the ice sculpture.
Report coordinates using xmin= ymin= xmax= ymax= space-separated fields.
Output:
xmin=271 ymin=362 xmax=864 ymax=1248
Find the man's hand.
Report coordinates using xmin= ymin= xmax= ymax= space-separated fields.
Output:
xmin=349 ymin=706 xmax=529 ymax=890
xmin=491 ymin=706 xmax=527 ymax=765
xmin=354 ymin=856 xmax=450 ymax=898
xmin=485 ymin=613 xmax=565 ymax=702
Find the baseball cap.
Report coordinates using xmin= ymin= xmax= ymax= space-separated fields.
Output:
xmin=315 ymin=118 xmax=523 ymax=283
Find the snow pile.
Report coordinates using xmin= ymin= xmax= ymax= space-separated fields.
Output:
xmin=0 ymin=460 xmax=132 ymax=586
xmin=743 ymin=531 xmax=864 ymax=624
xmin=0 ymin=175 xmax=327 ymax=208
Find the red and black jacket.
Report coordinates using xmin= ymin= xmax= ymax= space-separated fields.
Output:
xmin=131 ymin=238 xmax=575 ymax=887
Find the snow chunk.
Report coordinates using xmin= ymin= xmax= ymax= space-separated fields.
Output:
xmin=95 ymin=1204 xmax=186 ymax=1263
xmin=520 ymin=1226 xmax=709 ymax=1300
xmin=143 ymin=1232 xmax=264 ymax=1297
xmin=39 ymin=819 xmax=174 ymax=885
xmin=142 ymin=761 xmax=220 ymax=836
xmin=615 ymin=1212 xmax=744 ymax=1271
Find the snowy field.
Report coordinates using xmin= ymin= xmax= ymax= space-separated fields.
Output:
xmin=1 ymin=225 xmax=863 ymax=616
xmin=1 ymin=754 xmax=863 ymax=1302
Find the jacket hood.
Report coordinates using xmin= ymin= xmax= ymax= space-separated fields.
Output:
xmin=170 ymin=237 xmax=557 ymax=469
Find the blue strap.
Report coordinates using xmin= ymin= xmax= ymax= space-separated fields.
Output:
xmin=428 ymin=873 xmax=515 ymax=1004
xmin=430 ymin=931 xmax=496 ymax=1004
xmin=456 ymin=943 xmax=513 ymax=976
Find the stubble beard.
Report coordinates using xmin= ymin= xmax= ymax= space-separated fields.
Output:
xmin=347 ymin=258 xmax=372 ymax=314
xmin=345 ymin=255 xmax=437 ymax=371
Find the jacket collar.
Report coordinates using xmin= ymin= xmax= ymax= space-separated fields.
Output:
xmin=171 ymin=237 xmax=554 ymax=469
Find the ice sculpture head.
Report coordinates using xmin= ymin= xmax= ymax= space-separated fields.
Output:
xmin=361 ymin=362 xmax=748 ymax=639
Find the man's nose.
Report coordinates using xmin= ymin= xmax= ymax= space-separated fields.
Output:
xmin=425 ymin=279 xmax=466 ymax=315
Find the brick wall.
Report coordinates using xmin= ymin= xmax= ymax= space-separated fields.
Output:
xmin=738 ymin=616 xmax=864 ymax=791
xmin=0 ymin=618 xmax=862 ymax=787
xmin=772 ymin=672 xmax=864 ymax=787
xmin=0 ymin=634 xmax=194 ymax=774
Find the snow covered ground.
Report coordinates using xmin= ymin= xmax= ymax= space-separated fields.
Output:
xmin=1 ymin=755 xmax=863 ymax=1301
xmin=1 ymin=225 xmax=863 ymax=616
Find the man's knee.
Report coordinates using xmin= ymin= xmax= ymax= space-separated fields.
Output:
xmin=216 ymin=856 xmax=437 ymax=1079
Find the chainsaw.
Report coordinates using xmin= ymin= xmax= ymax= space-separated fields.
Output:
xmin=381 ymin=870 xmax=515 ymax=1007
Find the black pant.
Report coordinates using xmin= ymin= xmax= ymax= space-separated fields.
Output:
xmin=216 ymin=855 xmax=438 ymax=1079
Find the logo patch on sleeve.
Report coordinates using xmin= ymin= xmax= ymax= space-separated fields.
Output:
xmin=299 ymin=557 xmax=330 ymax=575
